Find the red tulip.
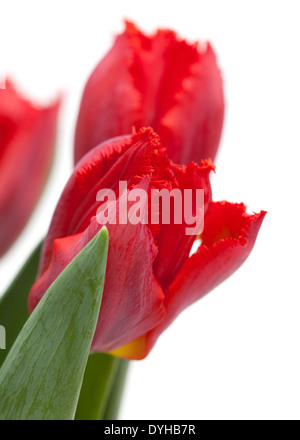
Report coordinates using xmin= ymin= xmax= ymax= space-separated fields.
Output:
xmin=74 ymin=22 xmax=224 ymax=166
xmin=29 ymin=128 xmax=265 ymax=360
xmin=0 ymin=80 xmax=60 ymax=257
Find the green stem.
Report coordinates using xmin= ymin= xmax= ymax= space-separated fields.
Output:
xmin=103 ymin=359 xmax=129 ymax=420
xmin=75 ymin=353 xmax=120 ymax=420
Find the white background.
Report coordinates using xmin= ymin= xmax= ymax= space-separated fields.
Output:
xmin=1 ymin=0 xmax=300 ymax=420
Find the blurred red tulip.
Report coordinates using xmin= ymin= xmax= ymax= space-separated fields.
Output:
xmin=0 ymin=80 xmax=60 ymax=257
xmin=74 ymin=22 xmax=224 ymax=166
xmin=29 ymin=128 xmax=265 ymax=359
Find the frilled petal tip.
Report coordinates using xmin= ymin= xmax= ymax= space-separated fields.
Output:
xmin=0 ymin=80 xmax=60 ymax=257
xmin=119 ymin=202 xmax=266 ymax=360
xmin=74 ymin=21 xmax=224 ymax=166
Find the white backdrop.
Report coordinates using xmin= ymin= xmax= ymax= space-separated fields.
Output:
xmin=1 ymin=0 xmax=300 ymax=420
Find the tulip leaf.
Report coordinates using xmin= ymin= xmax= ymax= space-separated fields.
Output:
xmin=0 ymin=228 xmax=108 ymax=420
xmin=0 ymin=241 xmax=42 ymax=368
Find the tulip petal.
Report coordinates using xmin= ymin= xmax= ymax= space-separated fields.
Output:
xmin=0 ymin=81 xmax=60 ymax=257
xmin=92 ymin=218 xmax=165 ymax=353
xmin=29 ymin=212 xmax=166 ymax=354
xmin=74 ymin=24 xmax=142 ymax=164
xmin=37 ymin=128 xmax=164 ymax=275
xmin=137 ymin=202 xmax=266 ymax=358
xmin=145 ymin=38 xmax=224 ymax=165
xmin=153 ymin=160 xmax=214 ymax=290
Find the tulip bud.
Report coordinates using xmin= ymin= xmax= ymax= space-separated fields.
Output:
xmin=0 ymin=81 xmax=60 ymax=257
xmin=74 ymin=22 xmax=224 ymax=165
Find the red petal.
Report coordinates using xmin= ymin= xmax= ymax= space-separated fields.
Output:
xmin=74 ymin=21 xmax=224 ymax=165
xmin=0 ymin=80 xmax=60 ymax=256
xmin=74 ymin=24 xmax=142 ymax=164
xmin=145 ymin=39 xmax=224 ymax=165
xmin=92 ymin=214 xmax=165 ymax=353
xmin=29 ymin=213 xmax=165 ymax=353
xmin=153 ymin=160 xmax=214 ymax=289
xmin=38 ymin=127 xmax=162 ymax=276
xmin=144 ymin=202 xmax=266 ymax=356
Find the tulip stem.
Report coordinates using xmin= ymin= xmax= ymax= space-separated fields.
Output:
xmin=75 ymin=353 xmax=126 ymax=420
xmin=103 ymin=358 xmax=129 ymax=420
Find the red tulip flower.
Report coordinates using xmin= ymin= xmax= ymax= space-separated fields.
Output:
xmin=29 ymin=128 xmax=265 ymax=360
xmin=0 ymin=81 xmax=60 ymax=257
xmin=74 ymin=22 xmax=224 ymax=166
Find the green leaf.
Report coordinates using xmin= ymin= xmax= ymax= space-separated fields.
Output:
xmin=75 ymin=353 xmax=120 ymax=420
xmin=103 ymin=358 xmax=129 ymax=420
xmin=0 ymin=241 xmax=42 ymax=368
xmin=0 ymin=228 xmax=108 ymax=420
